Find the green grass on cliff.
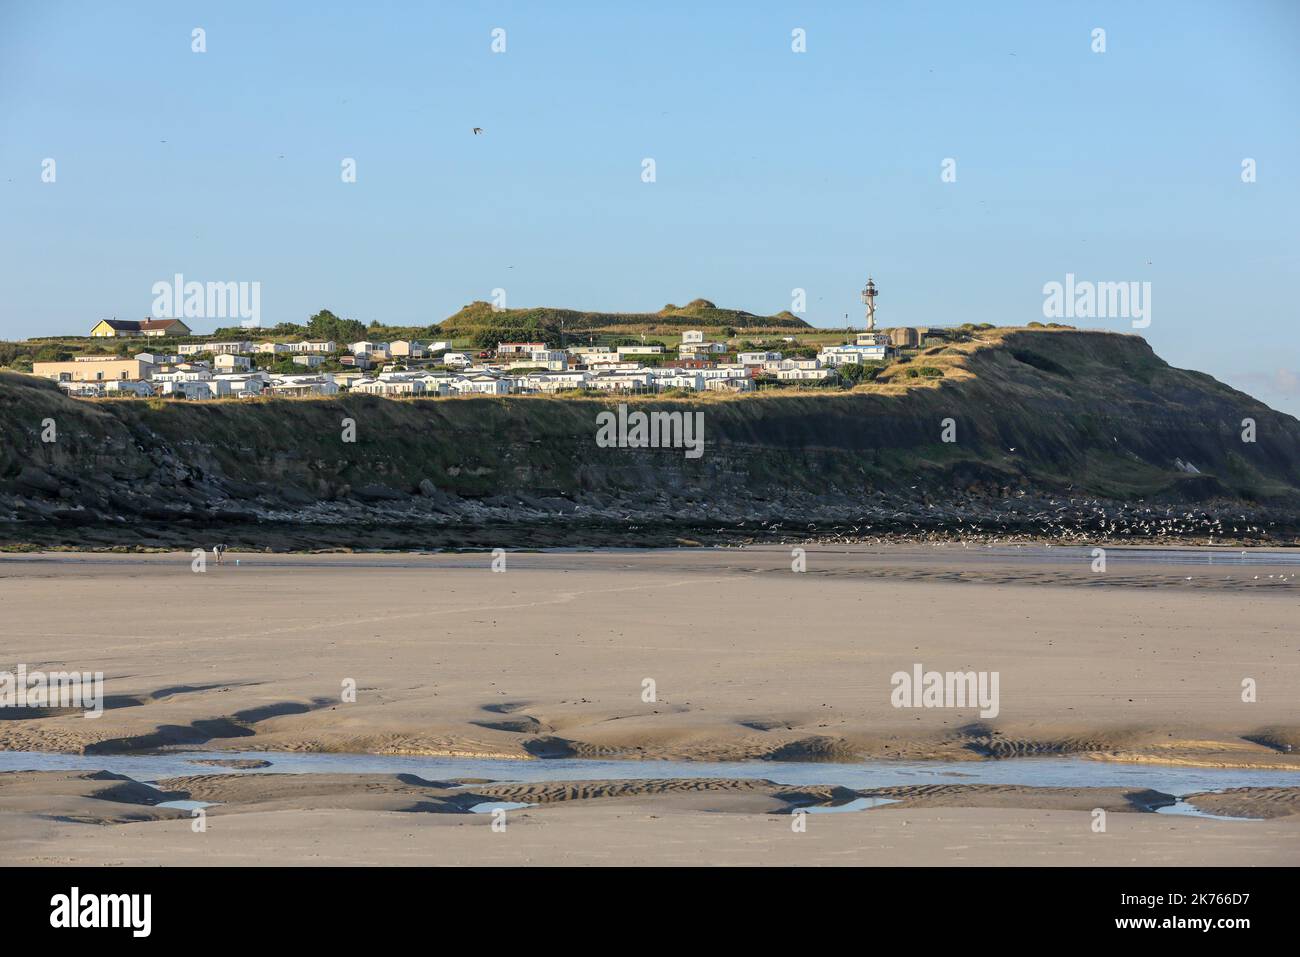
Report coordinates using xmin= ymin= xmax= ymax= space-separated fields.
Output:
xmin=437 ymin=297 xmax=811 ymax=345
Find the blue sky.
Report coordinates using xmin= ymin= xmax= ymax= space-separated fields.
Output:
xmin=2 ymin=1 xmax=1297 ymax=413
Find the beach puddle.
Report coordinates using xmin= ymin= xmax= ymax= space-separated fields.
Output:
xmin=467 ymin=801 xmax=535 ymax=814
xmin=1153 ymin=800 xmax=1263 ymax=822
xmin=805 ymin=797 xmax=900 ymax=814
xmin=154 ymin=799 xmax=217 ymax=812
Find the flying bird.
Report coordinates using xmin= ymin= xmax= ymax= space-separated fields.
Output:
xmin=472 ymin=127 xmax=484 ymax=135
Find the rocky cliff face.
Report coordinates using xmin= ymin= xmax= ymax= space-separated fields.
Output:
xmin=2 ymin=330 xmax=1298 ymax=549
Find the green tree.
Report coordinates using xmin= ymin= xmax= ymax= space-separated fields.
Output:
xmin=33 ymin=344 xmax=73 ymax=362
xmin=836 ymin=362 xmax=885 ymax=386
xmin=307 ymin=309 xmax=367 ymax=343
xmin=0 ymin=342 xmax=26 ymax=367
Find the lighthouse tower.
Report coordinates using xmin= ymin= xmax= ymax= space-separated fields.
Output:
xmin=861 ymin=277 xmax=879 ymax=331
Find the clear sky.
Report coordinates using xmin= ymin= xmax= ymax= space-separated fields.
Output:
xmin=2 ymin=1 xmax=1297 ymax=413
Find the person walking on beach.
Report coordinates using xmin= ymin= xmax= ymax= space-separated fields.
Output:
xmin=213 ymin=543 xmax=228 ymax=566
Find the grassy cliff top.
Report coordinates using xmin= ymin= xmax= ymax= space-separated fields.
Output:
xmin=437 ymin=298 xmax=812 ymax=340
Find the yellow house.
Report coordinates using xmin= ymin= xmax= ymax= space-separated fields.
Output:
xmin=33 ymin=358 xmax=155 ymax=383
xmin=90 ymin=318 xmax=192 ymax=337
xmin=90 ymin=319 xmax=139 ymax=337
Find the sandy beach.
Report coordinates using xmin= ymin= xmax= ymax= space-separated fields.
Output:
xmin=1 ymin=546 xmax=1297 ymax=865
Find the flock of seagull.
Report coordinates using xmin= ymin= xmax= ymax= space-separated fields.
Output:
xmin=709 ymin=496 xmax=1288 ymax=553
